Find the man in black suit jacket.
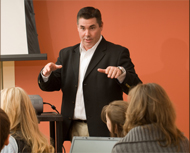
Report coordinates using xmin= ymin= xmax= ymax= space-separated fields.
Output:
xmin=38 ymin=6 xmax=142 ymax=143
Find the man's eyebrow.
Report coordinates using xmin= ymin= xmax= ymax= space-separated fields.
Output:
xmin=90 ymin=24 xmax=96 ymax=27
xmin=79 ymin=24 xmax=96 ymax=28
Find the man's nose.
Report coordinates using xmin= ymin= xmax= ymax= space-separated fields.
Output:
xmin=85 ymin=29 xmax=90 ymax=36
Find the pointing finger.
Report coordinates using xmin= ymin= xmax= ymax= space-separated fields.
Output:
xmin=55 ymin=65 xmax=62 ymax=69
xmin=97 ymin=68 xmax=106 ymax=74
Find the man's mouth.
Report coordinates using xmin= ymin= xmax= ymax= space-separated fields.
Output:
xmin=85 ymin=38 xmax=92 ymax=43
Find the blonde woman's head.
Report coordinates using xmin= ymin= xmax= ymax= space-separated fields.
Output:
xmin=1 ymin=87 xmax=37 ymax=133
xmin=1 ymin=87 xmax=54 ymax=153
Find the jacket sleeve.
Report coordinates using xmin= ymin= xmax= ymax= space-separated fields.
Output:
xmin=38 ymin=51 xmax=63 ymax=92
xmin=117 ymin=48 xmax=142 ymax=94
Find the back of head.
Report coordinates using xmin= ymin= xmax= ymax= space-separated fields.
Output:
xmin=0 ymin=108 xmax=10 ymax=151
xmin=1 ymin=87 xmax=54 ymax=153
xmin=1 ymin=87 xmax=37 ymax=133
xmin=125 ymin=83 xmax=176 ymax=128
xmin=101 ymin=100 xmax=129 ymax=137
xmin=77 ymin=6 xmax=103 ymax=27
xmin=124 ymin=83 xmax=185 ymax=147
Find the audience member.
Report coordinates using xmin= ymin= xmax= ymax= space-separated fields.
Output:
xmin=112 ymin=83 xmax=189 ymax=153
xmin=101 ymin=100 xmax=129 ymax=137
xmin=1 ymin=87 xmax=54 ymax=153
xmin=0 ymin=108 xmax=10 ymax=151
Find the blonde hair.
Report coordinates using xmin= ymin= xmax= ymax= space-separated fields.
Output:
xmin=101 ymin=100 xmax=129 ymax=137
xmin=123 ymin=83 xmax=185 ymax=148
xmin=1 ymin=87 xmax=54 ymax=153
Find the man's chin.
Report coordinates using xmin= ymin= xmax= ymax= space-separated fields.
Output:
xmin=84 ymin=44 xmax=94 ymax=50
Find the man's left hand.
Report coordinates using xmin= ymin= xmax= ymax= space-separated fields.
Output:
xmin=97 ymin=66 xmax=122 ymax=79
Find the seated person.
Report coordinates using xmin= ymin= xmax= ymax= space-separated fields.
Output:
xmin=1 ymin=87 xmax=54 ymax=153
xmin=101 ymin=100 xmax=129 ymax=137
xmin=112 ymin=83 xmax=189 ymax=153
xmin=0 ymin=108 xmax=10 ymax=151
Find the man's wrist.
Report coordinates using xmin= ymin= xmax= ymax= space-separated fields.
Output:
xmin=117 ymin=66 xmax=126 ymax=74
xmin=117 ymin=66 xmax=126 ymax=83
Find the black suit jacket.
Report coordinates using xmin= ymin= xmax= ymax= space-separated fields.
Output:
xmin=38 ymin=37 xmax=142 ymax=142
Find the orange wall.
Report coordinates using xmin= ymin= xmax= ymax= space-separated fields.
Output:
xmin=15 ymin=1 xmax=189 ymax=152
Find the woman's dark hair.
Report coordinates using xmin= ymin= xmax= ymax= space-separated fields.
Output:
xmin=0 ymin=108 xmax=10 ymax=151
xmin=101 ymin=100 xmax=129 ymax=137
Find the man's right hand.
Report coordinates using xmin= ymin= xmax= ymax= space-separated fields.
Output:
xmin=42 ymin=62 xmax=62 ymax=77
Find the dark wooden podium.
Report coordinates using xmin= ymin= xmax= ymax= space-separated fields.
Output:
xmin=37 ymin=112 xmax=63 ymax=153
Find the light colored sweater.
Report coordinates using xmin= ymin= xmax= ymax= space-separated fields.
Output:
xmin=1 ymin=135 xmax=18 ymax=153
xmin=112 ymin=124 xmax=189 ymax=153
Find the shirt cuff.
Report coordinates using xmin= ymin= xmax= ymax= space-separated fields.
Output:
xmin=117 ymin=66 xmax=126 ymax=83
xmin=41 ymin=70 xmax=51 ymax=82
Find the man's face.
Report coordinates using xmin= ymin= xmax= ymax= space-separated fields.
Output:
xmin=77 ymin=17 xmax=103 ymax=51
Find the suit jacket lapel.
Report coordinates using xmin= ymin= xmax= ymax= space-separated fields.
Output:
xmin=84 ymin=37 xmax=107 ymax=80
xmin=72 ymin=45 xmax=80 ymax=80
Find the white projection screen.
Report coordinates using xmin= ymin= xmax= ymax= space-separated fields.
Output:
xmin=0 ymin=0 xmax=47 ymax=61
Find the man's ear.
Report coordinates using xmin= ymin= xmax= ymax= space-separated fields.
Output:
xmin=4 ymin=134 xmax=10 ymax=146
xmin=100 ymin=22 xmax=103 ymax=31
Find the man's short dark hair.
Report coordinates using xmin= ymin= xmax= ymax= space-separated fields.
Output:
xmin=0 ymin=108 xmax=10 ymax=151
xmin=77 ymin=6 xmax=103 ymax=27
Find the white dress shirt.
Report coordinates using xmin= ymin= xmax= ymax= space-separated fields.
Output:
xmin=73 ymin=36 xmax=102 ymax=120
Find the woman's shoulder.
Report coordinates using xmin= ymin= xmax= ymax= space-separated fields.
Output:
xmin=1 ymin=135 xmax=18 ymax=153
xmin=12 ymin=134 xmax=32 ymax=153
